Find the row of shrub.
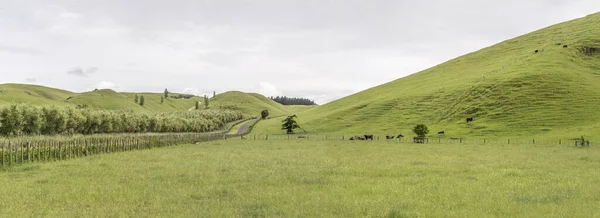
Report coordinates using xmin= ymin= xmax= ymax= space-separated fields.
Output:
xmin=0 ymin=104 xmax=244 ymax=136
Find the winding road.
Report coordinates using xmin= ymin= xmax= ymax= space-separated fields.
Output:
xmin=234 ymin=119 xmax=256 ymax=135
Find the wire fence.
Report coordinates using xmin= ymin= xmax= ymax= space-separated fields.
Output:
xmin=229 ymin=134 xmax=592 ymax=147
xmin=0 ymin=132 xmax=225 ymax=170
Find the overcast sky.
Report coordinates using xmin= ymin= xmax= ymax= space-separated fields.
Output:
xmin=0 ymin=0 xmax=598 ymax=104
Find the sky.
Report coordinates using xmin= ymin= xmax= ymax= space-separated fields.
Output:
xmin=0 ymin=1 xmax=598 ymax=104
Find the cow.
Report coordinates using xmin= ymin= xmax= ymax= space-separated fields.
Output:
xmin=563 ymin=45 xmax=568 ymax=48
xmin=466 ymin=117 xmax=474 ymax=123
xmin=438 ymin=131 xmax=445 ymax=134
xmin=386 ymin=135 xmax=395 ymax=139
xmin=534 ymin=50 xmax=539 ymax=53
xmin=397 ymin=134 xmax=405 ymax=138
xmin=350 ymin=136 xmax=366 ymax=140
xmin=556 ymin=43 xmax=562 ymax=46
xmin=364 ymin=135 xmax=374 ymax=140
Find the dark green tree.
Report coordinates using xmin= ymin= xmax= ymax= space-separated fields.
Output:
xmin=213 ymin=91 xmax=216 ymax=98
xmin=261 ymin=109 xmax=269 ymax=119
xmin=195 ymin=100 xmax=200 ymax=110
xmin=134 ymin=94 xmax=139 ymax=103
xmin=281 ymin=115 xmax=300 ymax=134
xmin=412 ymin=124 xmax=429 ymax=137
xmin=204 ymin=95 xmax=209 ymax=109
xmin=139 ymin=95 xmax=145 ymax=106
xmin=164 ymin=89 xmax=169 ymax=98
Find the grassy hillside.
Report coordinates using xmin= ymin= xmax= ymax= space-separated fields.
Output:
xmin=210 ymin=91 xmax=292 ymax=117
xmin=254 ymin=12 xmax=600 ymax=139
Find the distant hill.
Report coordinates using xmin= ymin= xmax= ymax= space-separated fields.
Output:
xmin=0 ymin=84 xmax=289 ymax=117
xmin=253 ymin=12 xmax=600 ymax=139
xmin=211 ymin=91 xmax=292 ymax=117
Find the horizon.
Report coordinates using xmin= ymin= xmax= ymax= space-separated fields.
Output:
xmin=1 ymin=1 xmax=598 ymax=104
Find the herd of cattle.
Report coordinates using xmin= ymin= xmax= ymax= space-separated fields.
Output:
xmin=348 ymin=117 xmax=475 ymax=140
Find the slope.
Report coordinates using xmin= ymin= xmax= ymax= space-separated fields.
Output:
xmin=210 ymin=91 xmax=292 ymax=117
xmin=0 ymin=84 xmax=203 ymax=113
xmin=253 ymin=12 xmax=600 ymax=139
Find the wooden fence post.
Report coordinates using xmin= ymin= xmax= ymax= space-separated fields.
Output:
xmin=59 ymin=142 xmax=63 ymax=160
xmin=2 ymin=143 xmax=5 ymax=169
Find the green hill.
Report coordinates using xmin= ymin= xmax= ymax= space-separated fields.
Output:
xmin=253 ymin=12 xmax=600 ymax=139
xmin=211 ymin=91 xmax=292 ymax=117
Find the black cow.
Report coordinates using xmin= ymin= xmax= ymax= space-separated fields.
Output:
xmin=438 ymin=131 xmax=445 ymax=134
xmin=466 ymin=117 xmax=474 ymax=123
xmin=563 ymin=45 xmax=568 ymax=48
xmin=534 ymin=50 xmax=539 ymax=53
xmin=364 ymin=135 xmax=374 ymax=140
xmin=386 ymin=135 xmax=395 ymax=139
xmin=556 ymin=43 xmax=562 ymax=46
xmin=397 ymin=134 xmax=405 ymax=138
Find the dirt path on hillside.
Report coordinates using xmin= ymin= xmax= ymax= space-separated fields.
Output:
xmin=235 ymin=119 xmax=256 ymax=135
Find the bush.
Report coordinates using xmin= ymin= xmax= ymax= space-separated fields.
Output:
xmin=412 ymin=124 xmax=429 ymax=137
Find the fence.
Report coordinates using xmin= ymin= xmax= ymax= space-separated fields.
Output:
xmin=1 ymin=132 xmax=224 ymax=170
xmin=233 ymin=134 xmax=592 ymax=146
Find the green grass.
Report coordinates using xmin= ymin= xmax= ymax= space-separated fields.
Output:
xmin=253 ymin=12 xmax=600 ymax=139
xmin=210 ymin=91 xmax=292 ymax=117
xmin=1 ymin=139 xmax=599 ymax=217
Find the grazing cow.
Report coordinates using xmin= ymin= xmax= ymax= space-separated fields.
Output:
xmin=364 ymin=135 xmax=374 ymax=140
xmin=563 ymin=45 xmax=568 ymax=48
xmin=466 ymin=117 xmax=474 ymax=123
xmin=397 ymin=134 xmax=405 ymax=138
xmin=556 ymin=43 xmax=562 ymax=46
xmin=534 ymin=50 xmax=539 ymax=53
xmin=386 ymin=135 xmax=395 ymax=139
xmin=438 ymin=131 xmax=445 ymax=134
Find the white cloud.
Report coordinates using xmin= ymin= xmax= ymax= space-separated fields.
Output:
xmin=92 ymin=81 xmax=119 ymax=90
xmin=257 ymin=82 xmax=281 ymax=97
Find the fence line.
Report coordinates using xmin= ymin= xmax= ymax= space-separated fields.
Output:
xmin=235 ymin=134 xmax=592 ymax=146
xmin=1 ymin=132 xmax=224 ymax=170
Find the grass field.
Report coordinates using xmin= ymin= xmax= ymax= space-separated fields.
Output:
xmin=2 ymin=139 xmax=599 ymax=217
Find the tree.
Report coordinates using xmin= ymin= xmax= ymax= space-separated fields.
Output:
xmin=412 ymin=124 xmax=429 ymax=137
xmin=261 ymin=109 xmax=269 ymax=119
xmin=164 ymin=89 xmax=169 ymax=99
xmin=139 ymin=95 xmax=145 ymax=106
xmin=204 ymin=95 xmax=209 ymax=109
xmin=281 ymin=115 xmax=300 ymax=134
xmin=134 ymin=94 xmax=139 ymax=103
xmin=213 ymin=91 xmax=216 ymax=98
xmin=161 ymin=96 xmax=164 ymax=104
xmin=195 ymin=100 xmax=200 ymax=110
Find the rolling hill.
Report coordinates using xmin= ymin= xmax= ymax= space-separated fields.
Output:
xmin=253 ymin=12 xmax=600 ymax=139
xmin=0 ymin=84 xmax=290 ymax=117
xmin=211 ymin=91 xmax=292 ymax=117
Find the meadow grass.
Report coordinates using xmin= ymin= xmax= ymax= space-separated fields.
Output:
xmin=1 ymin=139 xmax=599 ymax=217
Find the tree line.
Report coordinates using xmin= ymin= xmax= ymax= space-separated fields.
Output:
xmin=0 ymin=104 xmax=244 ymax=136
xmin=270 ymin=96 xmax=316 ymax=106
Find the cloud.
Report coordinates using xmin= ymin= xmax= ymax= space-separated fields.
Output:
xmin=67 ymin=67 xmax=98 ymax=77
xmin=257 ymin=82 xmax=281 ymax=97
xmin=0 ymin=44 xmax=45 ymax=55
xmin=92 ymin=81 xmax=119 ymax=90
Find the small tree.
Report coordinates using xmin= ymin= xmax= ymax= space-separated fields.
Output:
xmin=412 ymin=124 xmax=429 ymax=137
xmin=139 ymin=95 xmax=145 ymax=106
xmin=195 ymin=100 xmax=200 ymax=110
xmin=161 ymin=96 xmax=164 ymax=104
xmin=261 ymin=109 xmax=269 ymax=119
xmin=281 ymin=115 xmax=300 ymax=134
xmin=213 ymin=91 xmax=216 ymax=98
xmin=164 ymin=89 xmax=169 ymax=99
xmin=134 ymin=94 xmax=139 ymax=103
xmin=204 ymin=95 xmax=209 ymax=109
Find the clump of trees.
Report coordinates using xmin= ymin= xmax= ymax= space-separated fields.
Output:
xmin=281 ymin=115 xmax=301 ymax=134
xmin=412 ymin=124 xmax=429 ymax=137
xmin=261 ymin=109 xmax=269 ymax=119
xmin=0 ymin=104 xmax=244 ymax=136
xmin=270 ymin=96 xmax=316 ymax=106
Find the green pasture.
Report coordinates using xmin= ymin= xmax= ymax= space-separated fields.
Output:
xmin=1 ymin=139 xmax=599 ymax=217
